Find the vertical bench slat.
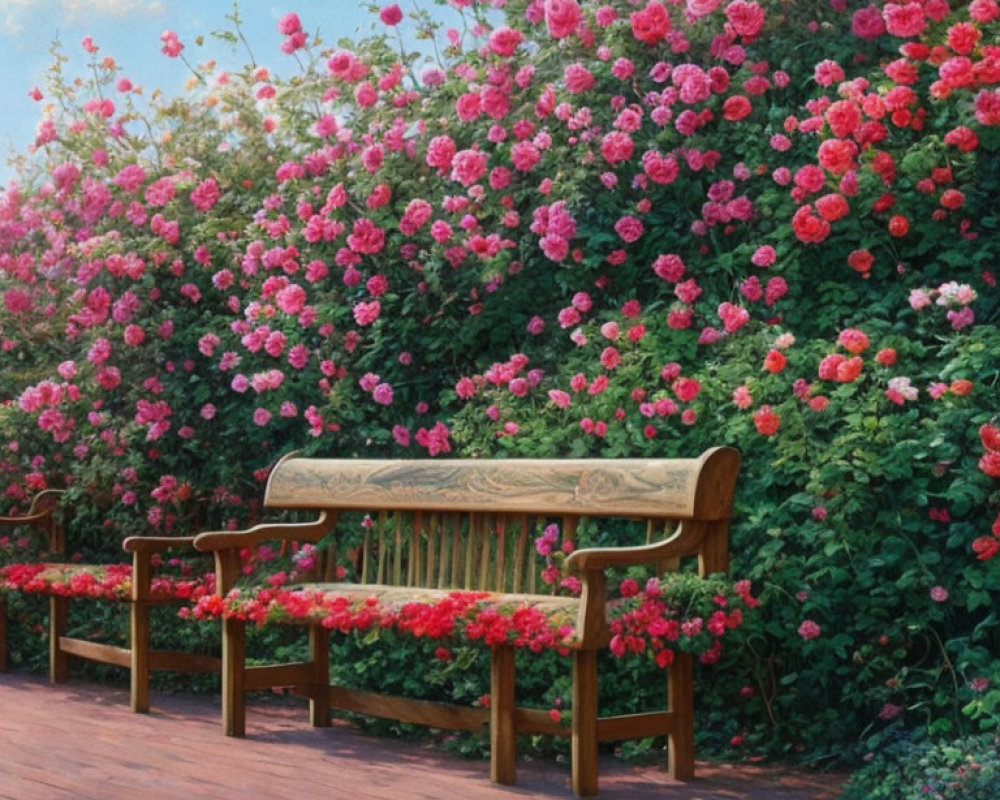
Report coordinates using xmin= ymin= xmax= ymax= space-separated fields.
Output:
xmin=512 ymin=514 xmax=527 ymax=595
xmin=438 ymin=514 xmax=451 ymax=589
xmin=518 ymin=515 xmax=533 ymax=594
xmin=425 ymin=513 xmax=438 ymax=588
xmin=407 ymin=512 xmax=419 ymax=587
xmin=361 ymin=519 xmax=372 ymax=584
xmin=478 ymin=515 xmax=491 ymax=592
xmin=323 ymin=533 xmax=338 ymax=582
xmin=392 ymin=516 xmax=403 ymax=586
xmin=321 ymin=515 xmax=341 ymax=582
xmin=376 ymin=513 xmax=387 ymax=585
xmin=450 ymin=515 xmax=462 ymax=590
xmin=563 ymin=516 xmax=578 ymax=547
xmin=464 ymin=514 xmax=476 ymax=590
xmin=527 ymin=516 xmax=538 ymax=595
xmin=494 ymin=516 xmax=507 ymax=594
xmin=418 ymin=512 xmax=428 ymax=588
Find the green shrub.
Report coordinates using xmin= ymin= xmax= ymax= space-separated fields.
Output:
xmin=842 ymin=732 xmax=1000 ymax=800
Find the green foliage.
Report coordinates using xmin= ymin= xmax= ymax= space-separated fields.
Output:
xmin=841 ymin=732 xmax=1000 ymax=800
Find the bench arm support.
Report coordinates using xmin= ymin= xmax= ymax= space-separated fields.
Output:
xmin=191 ymin=512 xmax=336 ymax=553
xmin=0 ymin=511 xmax=52 ymax=525
xmin=567 ymin=520 xmax=729 ymax=649
xmin=121 ymin=536 xmax=198 ymax=553
xmin=565 ymin=520 xmax=714 ymax=574
xmin=193 ymin=513 xmax=336 ymax=593
xmin=0 ymin=489 xmax=67 ymax=553
xmin=119 ymin=536 xmax=204 ymax=602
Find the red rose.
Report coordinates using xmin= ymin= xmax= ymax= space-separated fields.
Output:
xmin=722 ymin=95 xmax=753 ymax=121
xmin=980 ymin=451 xmax=1000 ymax=478
xmin=888 ymin=214 xmax=910 ymax=237
xmin=753 ymin=405 xmax=780 ymax=436
xmin=630 ymin=1 xmax=671 ymax=45
xmin=980 ymin=424 xmax=1000 ymax=452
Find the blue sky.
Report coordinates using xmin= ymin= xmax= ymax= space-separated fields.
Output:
xmin=0 ymin=1 xmax=428 ymax=183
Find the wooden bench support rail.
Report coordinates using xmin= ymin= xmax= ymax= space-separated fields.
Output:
xmin=298 ymin=683 xmax=685 ymax=747
xmin=54 ymin=638 xmax=221 ymax=674
xmin=244 ymin=662 xmax=317 ymax=692
xmin=148 ymin=651 xmax=221 ymax=673
xmin=58 ymin=637 xmax=132 ymax=668
xmin=513 ymin=706 xmax=565 ymax=737
xmin=327 ymin=686 xmax=490 ymax=732
xmin=595 ymin=711 xmax=676 ymax=741
xmin=312 ymin=686 xmax=585 ymax=739
xmin=297 ymin=683 xmax=682 ymax=744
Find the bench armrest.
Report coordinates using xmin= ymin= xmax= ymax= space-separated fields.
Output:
xmin=0 ymin=489 xmax=67 ymax=553
xmin=567 ymin=521 xmax=720 ymax=649
xmin=122 ymin=536 xmax=198 ymax=554
xmin=118 ymin=537 xmax=206 ymax=601
xmin=193 ymin=512 xmax=335 ymax=552
xmin=0 ymin=511 xmax=52 ymax=525
xmin=565 ymin=520 xmax=710 ymax=574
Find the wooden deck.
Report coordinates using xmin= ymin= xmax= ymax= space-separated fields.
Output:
xmin=0 ymin=672 xmax=845 ymax=800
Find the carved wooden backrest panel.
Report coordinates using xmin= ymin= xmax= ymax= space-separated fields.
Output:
xmin=269 ymin=448 xmax=740 ymax=590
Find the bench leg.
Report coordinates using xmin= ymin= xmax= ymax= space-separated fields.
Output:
xmin=0 ymin=593 xmax=6 ymax=671
xmin=571 ymin=648 xmax=599 ymax=797
xmin=309 ymin=625 xmax=330 ymax=727
xmin=221 ymin=617 xmax=246 ymax=736
xmin=130 ymin=600 xmax=151 ymax=713
xmin=49 ymin=596 xmax=69 ymax=683
xmin=667 ymin=652 xmax=695 ymax=781
xmin=490 ymin=644 xmax=517 ymax=785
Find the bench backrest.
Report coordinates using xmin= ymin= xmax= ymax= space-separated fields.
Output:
xmin=264 ymin=447 xmax=740 ymax=593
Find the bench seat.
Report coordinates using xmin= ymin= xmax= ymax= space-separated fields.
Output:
xmin=1 ymin=561 xmax=212 ymax=602
xmin=205 ymin=583 xmax=580 ymax=647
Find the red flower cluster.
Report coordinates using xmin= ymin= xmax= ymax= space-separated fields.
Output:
xmin=0 ymin=561 xmax=215 ymax=601
xmin=190 ymin=586 xmax=577 ymax=654
xmin=973 ymin=422 xmax=1000 ymax=560
xmin=608 ymin=576 xmax=751 ymax=668
xmin=189 ymin=574 xmax=755 ymax=669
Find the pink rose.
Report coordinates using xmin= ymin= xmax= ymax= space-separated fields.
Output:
xmin=545 ymin=0 xmax=582 ymax=38
xmin=798 ymin=619 xmax=821 ymax=640
xmin=379 ymin=4 xmax=403 ymax=26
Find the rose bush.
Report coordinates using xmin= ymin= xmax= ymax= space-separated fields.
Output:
xmin=0 ymin=0 xmax=998 ymax=765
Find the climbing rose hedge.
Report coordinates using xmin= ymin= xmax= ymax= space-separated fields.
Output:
xmin=0 ymin=0 xmax=998 ymax=763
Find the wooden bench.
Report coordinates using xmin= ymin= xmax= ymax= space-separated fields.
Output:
xmin=193 ymin=447 xmax=740 ymax=797
xmin=0 ymin=490 xmax=219 ymax=711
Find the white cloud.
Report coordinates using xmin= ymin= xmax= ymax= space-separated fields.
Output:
xmin=2 ymin=0 xmax=165 ymax=35
xmin=59 ymin=0 xmax=167 ymax=22
xmin=1 ymin=0 xmax=34 ymax=35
